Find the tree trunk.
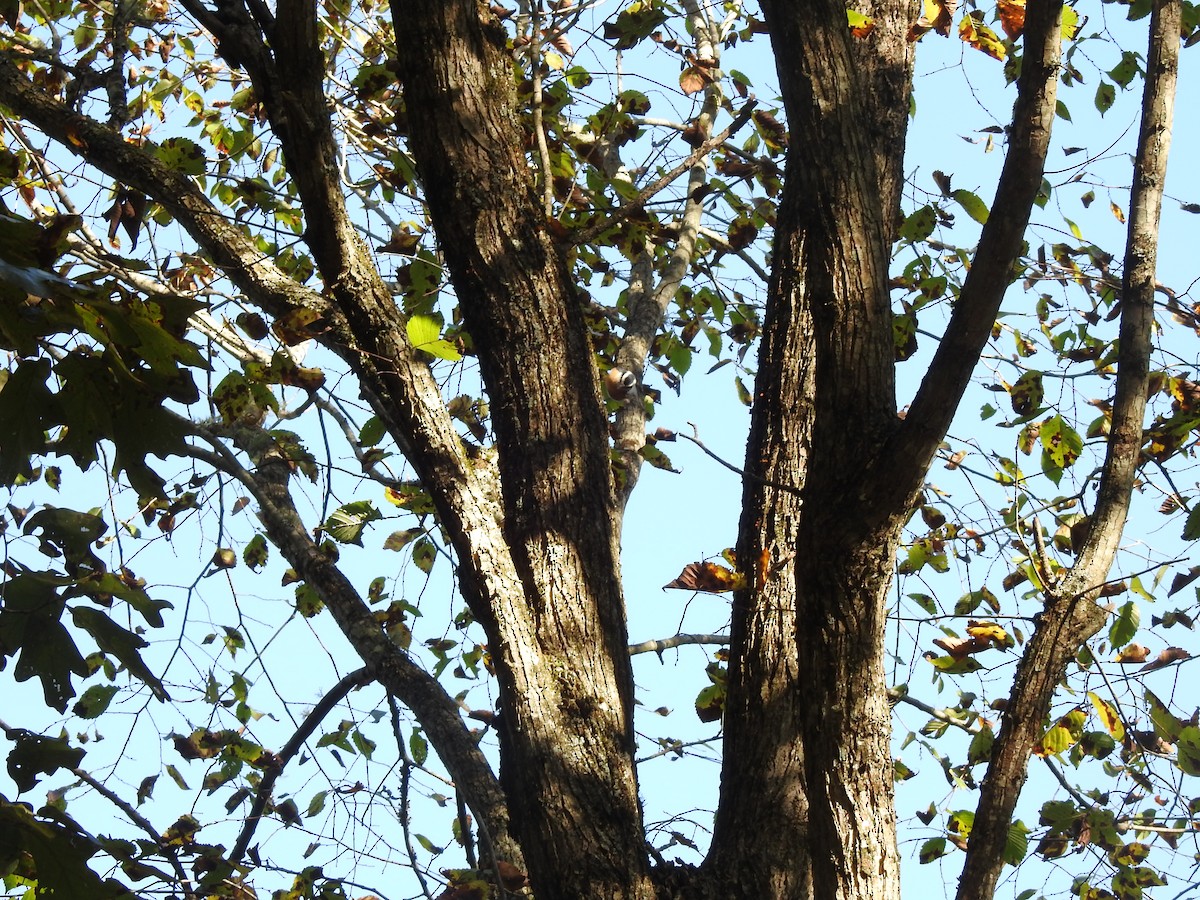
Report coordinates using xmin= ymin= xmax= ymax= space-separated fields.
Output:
xmin=390 ymin=4 xmax=654 ymax=898
xmin=708 ymin=3 xmax=904 ymax=897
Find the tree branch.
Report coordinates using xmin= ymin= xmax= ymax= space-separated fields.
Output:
xmin=876 ymin=0 xmax=1064 ymax=519
xmin=954 ymin=5 xmax=1181 ymax=899
xmin=181 ymin=432 xmax=524 ymax=870
xmin=628 ymin=633 xmax=729 ymax=656
xmin=610 ymin=11 xmax=728 ymax=510
xmin=573 ymin=101 xmax=756 ymax=248
xmin=229 ymin=666 xmax=373 ymax=864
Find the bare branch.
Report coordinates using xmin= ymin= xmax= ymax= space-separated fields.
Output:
xmin=573 ymin=101 xmax=756 ymax=247
xmin=180 ymin=430 xmax=524 ymax=869
xmin=628 ymin=633 xmax=729 ymax=656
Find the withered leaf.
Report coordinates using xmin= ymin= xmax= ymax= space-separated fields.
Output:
xmin=663 ymin=560 xmax=746 ymax=593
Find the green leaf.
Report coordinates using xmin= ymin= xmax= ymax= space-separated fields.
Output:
xmin=968 ymin=726 xmax=995 ymax=765
xmin=1095 ymin=81 xmax=1116 ymax=115
xmin=359 ymin=416 xmax=386 ymax=447
xmin=0 ymin=359 xmax=54 ymax=485
xmin=1008 ymin=370 xmax=1043 ymax=417
xmin=900 ymin=205 xmax=937 ymax=242
xmin=406 ymin=314 xmax=461 ymax=361
xmin=410 ymin=729 xmax=429 ymax=766
xmin=1005 ymin=820 xmax=1030 ymax=866
xmin=295 ymin=584 xmax=323 ymax=618
xmin=323 ymin=500 xmax=382 ymax=546
xmin=0 ymin=797 xmax=130 ymax=898
xmin=1146 ymin=688 xmax=1183 ymax=742
xmin=71 ymin=607 xmax=169 ymax=701
xmin=1108 ymin=601 xmax=1139 ymax=649
xmin=919 ymin=837 xmax=948 ymax=864
xmin=639 ymin=443 xmax=679 ymax=472
xmin=734 ymin=376 xmax=752 ymax=407
xmin=1039 ymin=414 xmax=1082 ymax=471
xmin=154 ymin=136 xmax=207 ymax=175
xmin=72 ymin=684 xmax=119 ymax=719
xmin=5 ymin=729 xmax=85 ymax=792
xmin=952 ymin=189 xmax=990 ymax=225
xmin=414 ymin=833 xmax=442 ymax=854
xmin=1107 ymin=51 xmax=1141 ymax=88
xmin=352 ymin=729 xmax=375 ymax=760
xmin=1177 ymin=726 xmax=1200 ymax=775
xmin=306 ymin=790 xmax=327 ymax=817
xmin=0 ymin=573 xmax=89 ymax=711
xmin=1182 ymin=505 xmax=1200 ymax=541
xmin=412 ymin=537 xmax=436 ymax=575
xmin=243 ymin=534 xmax=269 ymax=570
xmin=384 ymin=527 xmax=423 ymax=552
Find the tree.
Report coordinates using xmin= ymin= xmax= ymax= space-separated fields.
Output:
xmin=0 ymin=1 xmax=1197 ymax=899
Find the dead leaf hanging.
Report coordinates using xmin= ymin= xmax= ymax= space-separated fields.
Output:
xmin=663 ymin=560 xmax=746 ymax=593
xmin=104 ymin=187 xmax=147 ymax=248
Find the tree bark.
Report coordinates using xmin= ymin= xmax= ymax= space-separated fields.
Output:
xmin=709 ymin=2 xmax=903 ymax=897
xmin=390 ymin=4 xmax=654 ymax=898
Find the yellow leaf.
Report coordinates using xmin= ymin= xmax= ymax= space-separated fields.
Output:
xmin=847 ymin=9 xmax=876 ymax=38
xmin=959 ymin=14 xmax=1006 ymax=60
xmin=544 ymin=50 xmax=565 ymax=70
xmin=1088 ymin=691 xmax=1126 ymax=742
xmin=908 ymin=0 xmax=957 ymax=40
xmin=1034 ymin=708 xmax=1086 ymax=756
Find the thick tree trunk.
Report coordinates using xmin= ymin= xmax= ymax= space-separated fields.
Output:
xmin=708 ymin=3 xmax=904 ymax=897
xmin=390 ymin=4 xmax=653 ymax=898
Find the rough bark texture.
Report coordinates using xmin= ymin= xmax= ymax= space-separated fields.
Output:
xmin=709 ymin=3 xmax=902 ymax=897
xmin=389 ymin=4 xmax=653 ymax=899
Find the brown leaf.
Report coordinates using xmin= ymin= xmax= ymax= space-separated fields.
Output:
xmin=1169 ymin=566 xmax=1200 ymax=596
xmin=104 ymin=188 xmax=147 ymax=248
xmin=1138 ymin=647 xmax=1190 ymax=673
xmin=663 ymin=561 xmax=746 ymax=593
xmin=1114 ymin=642 xmax=1150 ymax=663
xmin=679 ymin=66 xmax=710 ymax=96
xmin=996 ymin=0 xmax=1025 ymax=40
xmin=932 ymin=635 xmax=990 ymax=659
xmin=495 ymin=861 xmax=528 ymax=891
xmin=908 ymin=0 xmax=958 ymax=40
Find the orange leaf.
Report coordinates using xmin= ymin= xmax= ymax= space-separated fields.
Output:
xmin=996 ymin=0 xmax=1025 ymax=40
xmin=663 ymin=561 xmax=746 ymax=593
xmin=847 ymin=9 xmax=876 ymax=38
xmin=679 ymin=66 xmax=711 ymax=96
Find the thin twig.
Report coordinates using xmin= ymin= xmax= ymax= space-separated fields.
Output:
xmin=70 ymin=767 xmax=195 ymax=896
xmin=230 ymin=667 xmax=374 ymax=863
xmin=574 ymin=101 xmax=757 ymax=246
xmin=679 ymin=423 xmax=802 ymax=496
xmin=529 ymin=2 xmax=555 ymax=216
xmin=388 ymin=692 xmax=435 ymax=900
